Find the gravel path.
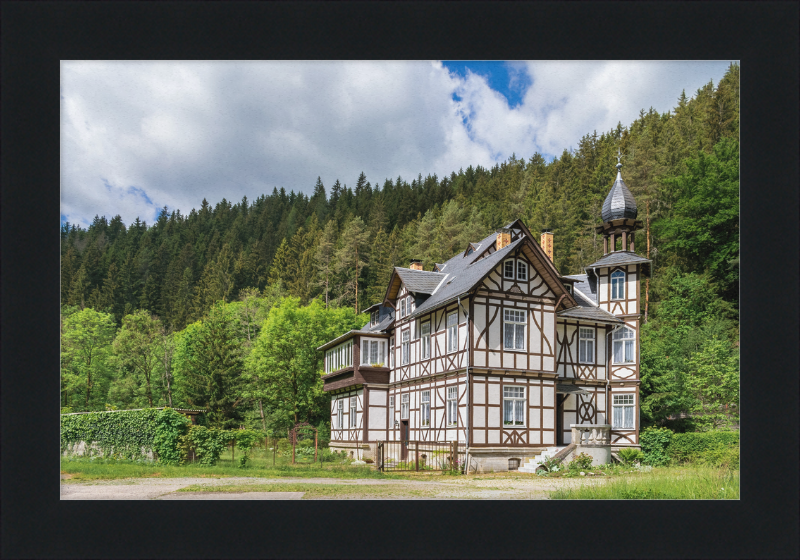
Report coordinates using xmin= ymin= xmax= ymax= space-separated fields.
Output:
xmin=61 ymin=475 xmax=606 ymax=500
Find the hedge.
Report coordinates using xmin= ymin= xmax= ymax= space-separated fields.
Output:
xmin=61 ymin=408 xmax=163 ymax=460
xmin=667 ymin=430 xmax=740 ymax=464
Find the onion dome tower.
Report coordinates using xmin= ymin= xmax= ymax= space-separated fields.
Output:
xmin=596 ymin=149 xmax=643 ymax=254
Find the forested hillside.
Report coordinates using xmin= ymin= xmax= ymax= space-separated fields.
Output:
xmin=61 ymin=63 xmax=739 ymax=433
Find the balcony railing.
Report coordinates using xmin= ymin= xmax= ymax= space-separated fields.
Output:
xmin=571 ymin=424 xmax=611 ymax=446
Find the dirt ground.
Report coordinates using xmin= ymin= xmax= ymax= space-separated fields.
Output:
xmin=60 ymin=474 xmax=605 ymax=500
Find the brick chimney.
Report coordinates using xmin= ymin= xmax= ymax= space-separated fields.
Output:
xmin=409 ymin=259 xmax=423 ymax=271
xmin=496 ymin=228 xmax=511 ymax=250
xmin=540 ymin=231 xmax=554 ymax=261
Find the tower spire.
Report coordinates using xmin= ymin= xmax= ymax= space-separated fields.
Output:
xmin=615 ymin=148 xmax=623 ymax=177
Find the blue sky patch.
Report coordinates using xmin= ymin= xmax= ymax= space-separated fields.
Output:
xmin=442 ymin=61 xmax=532 ymax=109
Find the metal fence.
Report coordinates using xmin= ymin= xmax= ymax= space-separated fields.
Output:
xmin=376 ymin=440 xmax=465 ymax=472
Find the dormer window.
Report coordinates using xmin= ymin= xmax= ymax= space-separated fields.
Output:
xmin=370 ymin=310 xmax=379 ymax=326
xmin=611 ymin=270 xmax=626 ymax=300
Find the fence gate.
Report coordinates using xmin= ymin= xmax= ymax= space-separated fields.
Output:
xmin=376 ymin=441 xmax=464 ymax=472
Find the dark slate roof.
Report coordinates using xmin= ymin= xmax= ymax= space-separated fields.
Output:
xmin=410 ymin=235 xmax=524 ymax=319
xmin=601 ymin=172 xmax=638 ymax=221
xmin=586 ymin=251 xmax=651 ymax=270
xmin=557 ymin=305 xmax=623 ymax=323
xmin=563 ymin=273 xmax=598 ymax=306
xmin=394 ymin=267 xmax=447 ymax=294
xmin=359 ymin=304 xmax=395 ymax=334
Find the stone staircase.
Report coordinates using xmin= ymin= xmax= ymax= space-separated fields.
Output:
xmin=518 ymin=446 xmax=566 ymax=473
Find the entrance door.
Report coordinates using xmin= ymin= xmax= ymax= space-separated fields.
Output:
xmin=400 ymin=420 xmax=409 ymax=460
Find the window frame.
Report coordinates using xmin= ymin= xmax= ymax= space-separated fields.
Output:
xmin=389 ymin=337 xmax=394 ymax=369
xmin=612 ymin=393 xmax=636 ymax=429
xmin=612 ymin=326 xmax=636 ymax=364
xmin=420 ymin=321 xmax=431 ymax=360
xmin=503 ymin=259 xmax=515 ymax=279
xmin=349 ymin=396 xmax=357 ymax=428
xmin=400 ymin=298 xmax=406 ymax=319
xmin=611 ymin=269 xmax=626 ymax=300
xmin=446 ymin=386 xmax=458 ymax=426
xmin=516 ymin=260 xmax=528 ymax=281
xmin=446 ymin=312 xmax=458 ymax=354
xmin=421 ymin=390 xmax=431 ymax=427
xmin=503 ymin=308 xmax=526 ymax=351
xmin=401 ymin=330 xmax=410 ymax=365
xmin=400 ymin=393 xmax=409 ymax=420
xmin=579 ymin=327 xmax=595 ymax=364
xmin=336 ymin=399 xmax=343 ymax=429
xmin=503 ymin=386 xmax=526 ymax=428
xmin=389 ymin=396 xmax=395 ymax=428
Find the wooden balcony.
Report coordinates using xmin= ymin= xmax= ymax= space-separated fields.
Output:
xmin=322 ymin=365 xmax=390 ymax=392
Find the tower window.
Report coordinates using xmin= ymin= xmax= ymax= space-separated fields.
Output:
xmin=612 ymin=326 xmax=635 ymax=364
xmin=611 ymin=270 xmax=626 ymax=300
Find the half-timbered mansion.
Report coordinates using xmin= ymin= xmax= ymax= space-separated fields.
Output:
xmin=319 ymin=159 xmax=650 ymax=472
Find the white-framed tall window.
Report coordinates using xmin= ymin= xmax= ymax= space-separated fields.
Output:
xmin=371 ymin=310 xmax=379 ymax=326
xmin=401 ymin=330 xmax=410 ymax=364
xmin=503 ymin=386 xmax=526 ymax=427
xmin=400 ymin=298 xmax=406 ymax=318
xmin=612 ymin=326 xmax=635 ymax=364
xmin=503 ymin=309 xmax=526 ymax=350
xmin=611 ymin=269 xmax=626 ymax=300
xmin=447 ymin=386 xmax=458 ymax=426
xmin=407 ymin=295 xmax=413 ymax=313
xmin=504 ymin=259 xmax=515 ymax=279
xmin=349 ymin=396 xmax=357 ymax=428
xmin=389 ymin=396 xmax=394 ymax=427
xmin=579 ymin=327 xmax=595 ymax=364
xmin=400 ymin=394 xmax=409 ymax=419
xmin=420 ymin=322 xmax=430 ymax=360
xmin=389 ymin=337 xmax=394 ymax=368
xmin=612 ymin=394 xmax=635 ymax=429
xmin=336 ymin=399 xmax=343 ymax=429
xmin=446 ymin=312 xmax=458 ymax=353
xmin=516 ymin=260 xmax=528 ymax=281
xmin=421 ymin=390 xmax=430 ymax=427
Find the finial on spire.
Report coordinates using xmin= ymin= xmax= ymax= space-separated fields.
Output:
xmin=616 ymin=148 xmax=623 ymax=171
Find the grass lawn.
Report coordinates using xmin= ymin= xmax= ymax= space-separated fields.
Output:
xmin=550 ymin=466 xmax=739 ymax=499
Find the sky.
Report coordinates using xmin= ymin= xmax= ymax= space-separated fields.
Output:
xmin=60 ymin=60 xmax=735 ymax=228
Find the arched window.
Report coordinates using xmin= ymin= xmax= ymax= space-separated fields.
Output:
xmin=611 ymin=269 xmax=626 ymax=300
xmin=612 ymin=326 xmax=635 ymax=364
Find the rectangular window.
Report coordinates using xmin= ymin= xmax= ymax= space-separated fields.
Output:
xmin=446 ymin=312 xmax=458 ymax=353
xmin=400 ymin=298 xmax=406 ymax=318
xmin=504 ymin=260 xmax=515 ymax=279
xmin=401 ymin=330 xmax=410 ymax=364
xmin=336 ymin=399 xmax=343 ymax=429
xmin=503 ymin=386 xmax=525 ymax=427
xmin=389 ymin=337 xmax=394 ymax=368
xmin=401 ymin=394 xmax=409 ymax=420
xmin=350 ymin=396 xmax=357 ymax=428
xmin=447 ymin=386 xmax=458 ymax=426
xmin=579 ymin=327 xmax=595 ymax=364
xmin=516 ymin=260 xmax=527 ymax=281
xmin=421 ymin=390 xmax=430 ymax=427
xmin=407 ymin=295 xmax=413 ymax=314
xmin=612 ymin=394 xmax=635 ymax=429
xmin=611 ymin=270 xmax=626 ymax=300
xmin=421 ymin=322 xmax=430 ymax=359
xmin=389 ymin=396 xmax=394 ymax=428
xmin=371 ymin=310 xmax=379 ymax=326
xmin=503 ymin=309 xmax=526 ymax=350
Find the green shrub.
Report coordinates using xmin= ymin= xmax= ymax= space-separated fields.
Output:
xmin=640 ymin=427 xmax=673 ymax=466
xmin=618 ymin=448 xmax=644 ymax=465
xmin=698 ymin=443 xmax=739 ymax=469
xmin=152 ymin=409 xmax=191 ymax=465
xmin=666 ymin=430 xmax=739 ymax=464
xmin=569 ymin=452 xmax=594 ymax=470
xmin=234 ymin=429 xmax=265 ymax=468
xmin=183 ymin=426 xmax=230 ymax=465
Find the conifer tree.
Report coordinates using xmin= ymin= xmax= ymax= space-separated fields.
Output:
xmin=335 ymin=216 xmax=370 ymax=314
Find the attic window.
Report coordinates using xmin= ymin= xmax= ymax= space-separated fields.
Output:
xmin=466 ymin=247 xmax=473 ymax=256
xmin=371 ymin=310 xmax=379 ymax=326
xmin=565 ymin=284 xmax=572 ymax=294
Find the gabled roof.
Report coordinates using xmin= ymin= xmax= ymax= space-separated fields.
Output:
xmin=586 ymin=251 xmax=652 ymax=277
xmin=563 ymin=273 xmax=598 ymax=306
xmin=383 ymin=267 xmax=447 ymax=303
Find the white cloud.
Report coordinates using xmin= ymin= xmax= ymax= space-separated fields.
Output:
xmin=60 ymin=60 xmax=733 ymax=227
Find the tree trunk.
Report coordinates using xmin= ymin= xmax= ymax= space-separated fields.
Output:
xmin=259 ymin=399 xmax=266 ymax=431
xmin=645 ymin=200 xmax=651 ymax=323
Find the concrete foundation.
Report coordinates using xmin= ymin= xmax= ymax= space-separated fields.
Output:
xmin=466 ymin=447 xmax=554 ymax=473
xmin=573 ymin=445 xmax=611 ymax=466
xmin=328 ymin=441 xmax=374 ymax=461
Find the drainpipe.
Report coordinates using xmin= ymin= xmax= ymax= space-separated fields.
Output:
xmin=458 ymin=294 xmax=470 ymax=474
